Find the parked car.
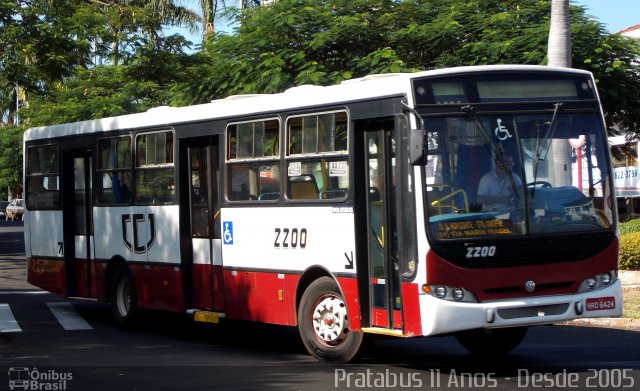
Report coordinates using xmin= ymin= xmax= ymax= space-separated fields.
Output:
xmin=5 ymin=198 xmax=24 ymax=221
xmin=0 ymin=201 xmax=8 ymax=219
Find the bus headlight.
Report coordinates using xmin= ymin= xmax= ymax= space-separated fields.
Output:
xmin=578 ymin=270 xmax=617 ymax=293
xmin=452 ymin=288 xmax=465 ymax=301
xmin=424 ymin=285 xmax=477 ymax=303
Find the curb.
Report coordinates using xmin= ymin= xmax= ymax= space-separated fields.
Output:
xmin=567 ymin=317 xmax=640 ymax=331
xmin=564 ymin=285 xmax=640 ymax=331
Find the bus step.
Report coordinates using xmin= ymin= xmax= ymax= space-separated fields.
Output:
xmin=361 ymin=327 xmax=404 ymax=337
xmin=190 ymin=310 xmax=225 ymax=324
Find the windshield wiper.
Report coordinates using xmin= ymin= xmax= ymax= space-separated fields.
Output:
xmin=532 ymin=103 xmax=563 ymax=192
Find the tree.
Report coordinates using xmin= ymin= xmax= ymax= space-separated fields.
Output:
xmin=0 ymin=0 xmax=96 ymax=125
xmin=0 ymin=126 xmax=23 ymax=198
xmin=174 ymin=0 xmax=640 ymax=140
xmin=21 ymin=34 xmax=199 ymax=128
xmin=173 ymin=0 xmax=410 ymax=104
xmin=548 ymin=0 xmax=571 ymax=67
xmin=547 ymin=0 xmax=572 ymax=185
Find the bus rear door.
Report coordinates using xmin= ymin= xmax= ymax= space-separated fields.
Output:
xmin=62 ymin=148 xmax=94 ymax=298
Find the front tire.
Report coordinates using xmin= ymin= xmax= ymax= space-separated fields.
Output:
xmin=111 ymin=266 xmax=139 ymax=329
xmin=298 ymin=277 xmax=363 ymax=363
xmin=455 ymin=327 xmax=527 ymax=355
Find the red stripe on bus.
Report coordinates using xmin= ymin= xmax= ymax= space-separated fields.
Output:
xmin=336 ymin=276 xmax=360 ymax=331
xmin=223 ymin=269 xmax=291 ymax=325
xmin=27 ymin=258 xmax=66 ymax=296
xmin=401 ymin=282 xmax=422 ymax=336
xmin=129 ymin=264 xmax=185 ymax=313
xmin=192 ymin=264 xmax=225 ymax=311
xmin=426 ymin=240 xmax=618 ymax=301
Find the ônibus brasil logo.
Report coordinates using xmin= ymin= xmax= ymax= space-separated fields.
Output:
xmin=8 ymin=367 xmax=73 ymax=391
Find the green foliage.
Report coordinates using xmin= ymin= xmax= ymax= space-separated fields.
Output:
xmin=619 ymin=219 xmax=640 ymax=236
xmin=619 ymin=232 xmax=640 ymax=270
xmin=21 ymin=66 xmax=149 ymax=126
xmin=0 ymin=125 xmax=24 ymax=197
xmin=170 ymin=0 xmax=640 ymax=146
xmin=174 ymin=0 xmax=417 ymax=104
xmin=22 ymin=41 xmax=198 ymax=128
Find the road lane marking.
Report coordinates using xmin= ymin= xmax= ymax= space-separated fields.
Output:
xmin=0 ymin=303 xmax=22 ymax=332
xmin=47 ymin=302 xmax=93 ymax=330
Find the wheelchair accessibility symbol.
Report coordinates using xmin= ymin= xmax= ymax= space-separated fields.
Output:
xmin=223 ymin=221 xmax=234 ymax=245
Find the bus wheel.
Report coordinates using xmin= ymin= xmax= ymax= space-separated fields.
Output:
xmin=455 ymin=327 xmax=527 ymax=355
xmin=298 ymin=277 xmax=363 ymax=363
xmin=111 ymin=266 xmax=139 ymax=329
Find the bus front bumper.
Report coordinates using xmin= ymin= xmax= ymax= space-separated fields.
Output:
xmin=419 ymin=279 xmax=623 ymax=336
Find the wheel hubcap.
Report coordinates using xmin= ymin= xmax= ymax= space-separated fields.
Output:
xmin=116 ymin=279 xmax=131 ymax=317
xmin=312 ymin=295 xmax=348 ymax=345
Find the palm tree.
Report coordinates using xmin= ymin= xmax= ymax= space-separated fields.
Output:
xmin=547 ymin=0 xmax=571 ymax=67
xmin=85 ymin=0 xmax=202 ymax=65
xmin=547 ymin=0 xmax=572 ymax=185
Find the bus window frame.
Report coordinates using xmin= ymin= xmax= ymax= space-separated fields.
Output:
xmin=25 ymin=142 xmax=61 ymax=210
xmin=96 ymin=133 xmax=133 ymax=206
xmin=134 ymin=129 xmax=176 ymax=206
xmin=225 ymin=117 xmax=281 ymax=203
xmin=285 ymin=110 xmax=350 ymax=203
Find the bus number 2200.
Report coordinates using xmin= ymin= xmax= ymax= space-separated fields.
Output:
xmin=466 ymin=245 xmax=496 ymax=258
xmin=274 ymin=228 xmax=308 ymax=249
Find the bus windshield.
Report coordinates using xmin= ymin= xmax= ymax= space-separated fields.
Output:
xmin=424 ymin=111 xmax=613 ymax=240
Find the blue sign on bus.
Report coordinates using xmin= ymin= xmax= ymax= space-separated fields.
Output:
xmin=223 ymin=221 xmax=233 ymax=245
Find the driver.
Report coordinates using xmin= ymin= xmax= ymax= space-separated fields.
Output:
xmin=477 ymin=154 xmax=522 ymax=211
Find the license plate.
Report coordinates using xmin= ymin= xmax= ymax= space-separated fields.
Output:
xmin=586 ymin=297 xmax=616 ymax=311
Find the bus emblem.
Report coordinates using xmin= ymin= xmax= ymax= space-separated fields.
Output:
xmin=121 ymin=213 xmax=155 ymax=254
xmin=525 ymin=280 xmax=536 ymax=293
xmin=223 ymin=221 xmax=234 ymax=245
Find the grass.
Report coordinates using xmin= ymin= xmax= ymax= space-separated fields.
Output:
xmin=623 ymin=290 xmax=640 ymax=319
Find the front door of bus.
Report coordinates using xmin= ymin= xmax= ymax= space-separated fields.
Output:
xmin=183 ymin=139 xmax=223 ymax=311
xmin=62 ymin=149 xmax=94 ymax=298
xmin=362 ymin=124 xmax=403 ymax=330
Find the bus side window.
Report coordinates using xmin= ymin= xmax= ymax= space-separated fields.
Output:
xmin=285 ymin=111 xmax=349 ymax=202
xmin=26 ymin=144 xmax=61 ymax=210
xmin=226 ymin=118 xmax=280 ymax=202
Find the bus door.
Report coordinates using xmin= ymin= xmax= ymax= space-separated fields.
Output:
xmin=181 ymin=138 xmax=223 ymax=311
xmin=62 ymin=149 xmax=94 ymax=298
xmin=357 ymin=121 xmax=403 ymax=330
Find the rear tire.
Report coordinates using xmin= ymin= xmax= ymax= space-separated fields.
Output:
xmin=455 ymin=327 xmax=527 ymax=355
xmin=298 ymin=277 xmax=363 ymax=363
xmin=111 ymin=266 xmax=139 ymax=329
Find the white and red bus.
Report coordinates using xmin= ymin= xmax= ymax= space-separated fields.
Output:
xmin=24 ymin=65 xmax=621 ymax=362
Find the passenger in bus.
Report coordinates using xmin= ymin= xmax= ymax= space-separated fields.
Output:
xmin=476 ymin=154 xmax=522 ymax=211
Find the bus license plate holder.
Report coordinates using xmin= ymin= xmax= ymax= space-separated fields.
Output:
xmin=585 ymin=296 xmax=616 ymax=311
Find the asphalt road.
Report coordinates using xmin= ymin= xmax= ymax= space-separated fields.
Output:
xmin=1 ymin=220 xmax=639 ymax=390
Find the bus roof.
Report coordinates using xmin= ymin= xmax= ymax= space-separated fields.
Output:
xmin=24 ymin=65 xmax=591 ymax=142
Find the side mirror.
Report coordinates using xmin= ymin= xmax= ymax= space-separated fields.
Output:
xmin=409 ymin=128 xmax=426 ymax=165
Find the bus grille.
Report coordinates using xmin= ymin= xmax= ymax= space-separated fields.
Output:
xmin=497 ymin=303 xmax=570 ymax=320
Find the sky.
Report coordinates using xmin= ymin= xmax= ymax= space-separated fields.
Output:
xmin=574 ymin=0 xmax=639 ymax=33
